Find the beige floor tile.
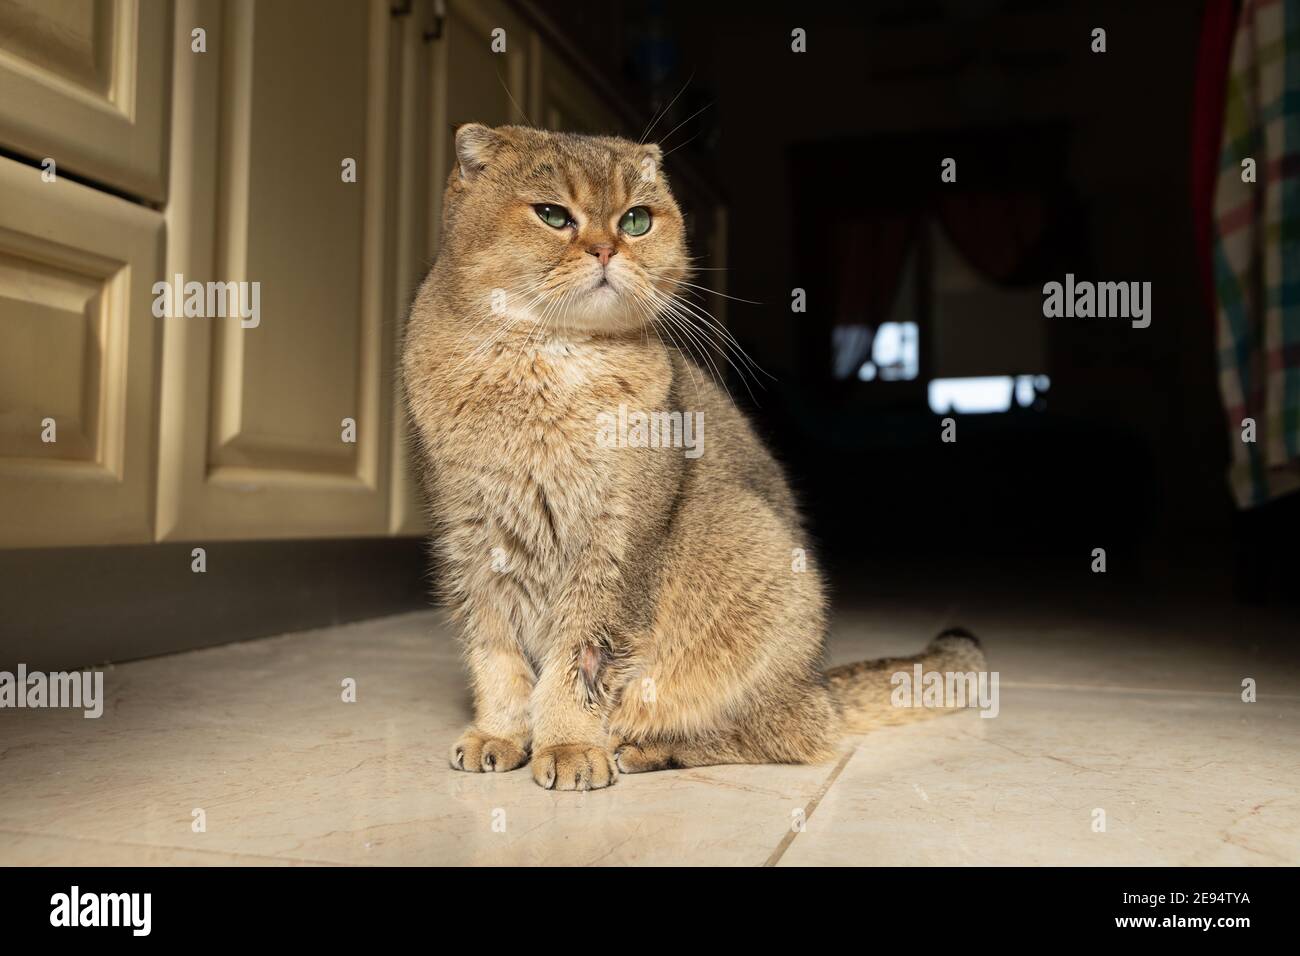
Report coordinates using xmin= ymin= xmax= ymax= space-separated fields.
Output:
xmin=776 ymin=687 xmax=1300 ymax=866
xmin=0 ymin=612 xmax=833 ymax=866
xmin=3 ymin=607 xmax=1296 ymax=866
xmin=828 ymin=599 xmax=1300 ymax=697
xmin=0 ymin=830 xmax=319 ymax=866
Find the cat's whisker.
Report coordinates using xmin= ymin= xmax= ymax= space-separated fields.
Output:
xmin=647 ymin=285 xmax=771 ymax=390
xmin=494 ymin=67 xmax=535 ymax=128
xmin=642 ymin=304 xmax=703 ymax=397
xmin=654 ymin=102 xmax=712 ymax=156
xmin=644 ymin=287 xmax=765 ymax=404
xmin=658 ymin=288 xmax=770 ymax=382
xmin=445 ymin=278 xmax=555 ymax=376
xmin=626 ymin=285 xmax=698 ymax=389
xmin=661 ymin=128 xmax=707 ymax=160
xmin=654 ymin=275 xmax=764 ymax=306
xmin=652 ymin=304 xmax=748 ymax=406
xmin=445 ymin=318 xmax=515 ymax=378
xmin=621 ymin=262 xmax=761 ymax=386
xmin=523 ymin=287 xmax=560 ymax=350
xmin=538 ymin=286 xmax=573 ymax=344
xmin=460 ymin=296 xmax=536 ymax=356
xmin=639 ymin=285 xmax=735 ymax=402
xmin=639 ymin=69 xmax=694 ymax=145
xmin=461 ymin=276 xmax=550 ymax=338
xmin=530 ymin=277 xmax=580 ymax=348
xmin=663 ymin=312 xmax=735 ymax=404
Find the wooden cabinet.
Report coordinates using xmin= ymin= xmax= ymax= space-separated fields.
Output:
xmin=0 ymin=156 xmax=164 ymax=546
xmin=0 ymin=0 xmax=172 ymax=201
xmin=156 ymin=0 xmax=400 ymax=541
xmin=0 ymin=0 xmax=722 ymax=549
xmin=387 ymin=0 xmax=533 ymax=535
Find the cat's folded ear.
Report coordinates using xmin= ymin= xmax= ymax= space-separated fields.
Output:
xmin=637 ymin=144 xmax=664 ymax=184
xmin=454 ymin=123 xmax=502 ymax=181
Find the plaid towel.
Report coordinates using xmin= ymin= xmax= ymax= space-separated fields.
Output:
xmin=1214 ymin=0 xmax=1300 ymax=507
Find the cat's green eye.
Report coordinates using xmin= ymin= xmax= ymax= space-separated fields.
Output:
xmin=619 ymin=206 xmax=652 ymax=237
xmin=534 ymin=204 xmax=572 ymax=229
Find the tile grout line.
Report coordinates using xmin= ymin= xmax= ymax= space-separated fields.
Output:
xmin=761 ymin=746 xmax=856 ymax=868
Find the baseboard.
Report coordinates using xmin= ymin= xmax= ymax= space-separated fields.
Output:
xmin=0 ymin=538 xmax=433 ymax=672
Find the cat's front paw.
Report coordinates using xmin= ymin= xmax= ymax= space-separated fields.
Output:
xmin=450 ymin=729 xmax=529 ymax=773
xmin=531 ymin=743 xmax=617 ymax=791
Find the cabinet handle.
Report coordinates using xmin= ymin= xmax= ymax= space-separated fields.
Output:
xmin=424 ymin=0 xmax=446 ymax=42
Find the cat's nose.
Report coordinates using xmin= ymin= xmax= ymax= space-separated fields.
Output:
xmin=586 ymin=244 xmax=616 ymax=267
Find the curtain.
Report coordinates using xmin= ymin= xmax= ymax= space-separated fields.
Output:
xmin=1213 ymin=0 xmax=1300 ymax=507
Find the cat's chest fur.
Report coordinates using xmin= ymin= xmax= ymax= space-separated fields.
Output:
xmin=419 ymin=336 xmax=670 ymax=583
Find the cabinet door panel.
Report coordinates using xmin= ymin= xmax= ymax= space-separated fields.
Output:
xmin=0 ymin=0 xmax=171 ymax=200
xmin=157 ymin=0 xmax=399 ymax=541
xmin=386 ymin=0 xmax=529 ymax=536
xmin=0 ymin=156 xmax=163 ymax=547
xmin=427 ymin=0 xmax=529 ymax=246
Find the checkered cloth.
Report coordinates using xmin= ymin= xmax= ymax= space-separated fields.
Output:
xmin=1214 ymin=0 xmax=1300 ymax=507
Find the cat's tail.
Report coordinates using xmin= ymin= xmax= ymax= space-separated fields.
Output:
xmin=826 ymin=627 xmax=989 ymax=733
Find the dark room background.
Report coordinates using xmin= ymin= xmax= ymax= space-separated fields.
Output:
xmin=542 ymin=0 xmax=1299 ymax=606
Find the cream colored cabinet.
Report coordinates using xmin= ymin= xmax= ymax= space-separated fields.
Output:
xmin=0 ymin=156 xmax=164 ymax=547
xmin=0 ymin=0 xmax=712 ymax=550
xmin=426 ymin=0 xmax=529 ymax=248
xmin=156 ymin=0 xmax=401 ymax=541
xmin=386 ymin=0 xmax=531 ymax=535
xmin=0 ymin=0 xmax=172 ymax=201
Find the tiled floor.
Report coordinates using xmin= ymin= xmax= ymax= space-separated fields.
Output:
xmin=1 ymin=599 xmax=1297 ymax=866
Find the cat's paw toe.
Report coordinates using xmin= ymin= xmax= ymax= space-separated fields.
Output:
xmin=450 ymin=730 xmax=528 ymax=773
xmin=531 ymin=744 xmax=616 ymax=790
xmin=613 ymin=743 xmax=668 ymax=774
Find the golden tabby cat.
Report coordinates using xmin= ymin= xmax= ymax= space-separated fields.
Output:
xmin=402 ymin=124 xmax=985 ymax=790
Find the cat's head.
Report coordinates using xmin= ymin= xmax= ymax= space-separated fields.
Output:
xmin=439 ymin=124 xmax=688 ymax=336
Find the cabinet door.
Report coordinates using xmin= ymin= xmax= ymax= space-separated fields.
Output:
xmin=156 ymin=0 xmax=400 ymax=541
xmin=0 ymin=0 xmax=171 ymax=201
xmin=386 ymin=0 xmax=530 ymax=536
xmin=427 ymin=0 xmax=530 ymax=249
xmin=0 ymin=156 xmax=164 ymax=547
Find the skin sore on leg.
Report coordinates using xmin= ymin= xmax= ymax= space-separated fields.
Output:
xmin=578 ymin=643 xmax=602 ymax=698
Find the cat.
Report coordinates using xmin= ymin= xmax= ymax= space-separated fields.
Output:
xmin=402 ymin=123 xmax=986 ymax=790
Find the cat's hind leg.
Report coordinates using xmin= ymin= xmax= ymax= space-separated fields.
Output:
xmin=613 ymin=736 xmax=748 ymax=773
xmin=613 ymin=685 xmax=839 ymax=772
